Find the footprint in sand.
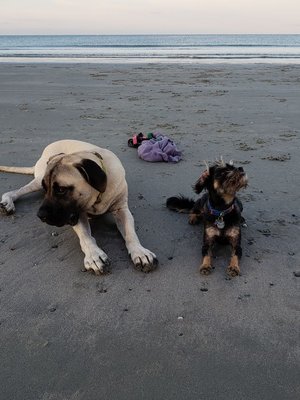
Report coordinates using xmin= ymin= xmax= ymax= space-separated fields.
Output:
xmin=18 ymin=103 xmax=29 ymax=111
xmin=262 ymin=153 xmax=291 ymax=162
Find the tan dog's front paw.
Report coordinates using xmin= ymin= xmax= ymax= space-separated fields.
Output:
xmin=130 ymin=246 xmax=158 ymax=273
xmin=0 ymin=195 xmax=15 ymax=214
xmin=83 ymin=247 xmax=111 ymax=275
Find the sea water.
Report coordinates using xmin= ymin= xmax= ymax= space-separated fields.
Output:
xmin=0 ymin=34 xmax=300 ymax=63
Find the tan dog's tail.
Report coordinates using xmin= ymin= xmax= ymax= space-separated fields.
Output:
xmin=0 ymin=166 xmax=34 ymax=175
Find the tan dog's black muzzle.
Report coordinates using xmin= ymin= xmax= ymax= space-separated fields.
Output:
xmin=37 ymin=201 xmax=79 ymax=227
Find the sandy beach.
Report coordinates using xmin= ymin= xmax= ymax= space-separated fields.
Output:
xmin=0 ymin=62 xmax=299 ymax=400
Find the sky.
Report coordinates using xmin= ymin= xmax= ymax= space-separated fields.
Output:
xmin=0 ymin=0 xmax=300 ymax=35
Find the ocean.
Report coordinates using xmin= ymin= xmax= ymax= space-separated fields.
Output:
xmin=0 ymin=34 xmax=300 ymax=63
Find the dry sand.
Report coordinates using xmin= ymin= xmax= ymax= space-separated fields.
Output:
xmin=0 ymin=62 xmax=299 ymax=400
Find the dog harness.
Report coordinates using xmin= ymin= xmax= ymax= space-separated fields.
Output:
xmin=207 ymin=200 xmax=235 ymax=229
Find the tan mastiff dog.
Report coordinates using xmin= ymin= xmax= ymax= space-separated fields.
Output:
xmin=0 ymin=139 xmax=157 ymax=274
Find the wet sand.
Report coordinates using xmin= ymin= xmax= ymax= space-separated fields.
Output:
xmin=0 ymin=63 xmax=299 ymax=400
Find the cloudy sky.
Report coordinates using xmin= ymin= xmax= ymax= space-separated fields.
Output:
xmin=1 ymin=0 xmax=299 ymax=35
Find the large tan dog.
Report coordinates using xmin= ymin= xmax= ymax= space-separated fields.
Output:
xmin=0 ymin=140 xmax=157 ymax=274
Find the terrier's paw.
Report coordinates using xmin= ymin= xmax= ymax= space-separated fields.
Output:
xmin=200 ymin=264 xmax=212 ymax=275
xmin=189 ymin=213 xmax=200 ymax=225
xmin=226 ymin=265 xmax=240 ymax=277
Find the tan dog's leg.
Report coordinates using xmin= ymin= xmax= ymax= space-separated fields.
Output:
xmin=0 ymin=178 xmax=41 ymax=214
xmin=72 ymin=215 xmax=110 ymax=275
xmin=112 ymin=207 xmax=157 ymax=272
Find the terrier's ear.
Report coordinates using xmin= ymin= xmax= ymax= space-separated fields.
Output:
xmin=193 ymin=168 xmax=211 ymax=194
xmin=75 ymin=159 xmax=107 ymax=193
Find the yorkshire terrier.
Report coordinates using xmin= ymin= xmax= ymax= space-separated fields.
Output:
xmin=167 ymin=160 xmax=248 ymax=277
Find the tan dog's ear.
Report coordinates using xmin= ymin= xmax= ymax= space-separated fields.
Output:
xmin=75 ymin=159 xmax=107 ymax=193
xmin=193 ymin=169 xmax=211 ymax=194
xmin=47 ymin=153 xmax=65 ymax=164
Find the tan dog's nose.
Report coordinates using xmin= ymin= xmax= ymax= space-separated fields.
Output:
xmin=37 ymin=207 xmax=48 ymax=222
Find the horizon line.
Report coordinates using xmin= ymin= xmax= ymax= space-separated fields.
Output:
xmin=1 ymin=33 xmax=300 ymax=36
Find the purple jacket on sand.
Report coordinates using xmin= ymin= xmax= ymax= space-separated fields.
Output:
xmin=137 ymin=133 xmax=182 ymax=162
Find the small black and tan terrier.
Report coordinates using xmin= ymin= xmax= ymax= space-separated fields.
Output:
xmin=166 ymin=160 xmax=248 ymax=277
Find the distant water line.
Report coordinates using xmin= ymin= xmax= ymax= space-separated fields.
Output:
xmin=0 ymin=34 xmax=300 ymax=63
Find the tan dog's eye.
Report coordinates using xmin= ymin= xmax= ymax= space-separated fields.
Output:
xmin=54 ymin=186 xmax=67 ymax=195
xmin=53 ymin=184 xmax=74 ymax=196
xmin=41 ymin=179 xmax=47 ymax=191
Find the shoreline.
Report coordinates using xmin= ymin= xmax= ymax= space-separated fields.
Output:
xmin=1 ymin=57 xmax=300 ymax=65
